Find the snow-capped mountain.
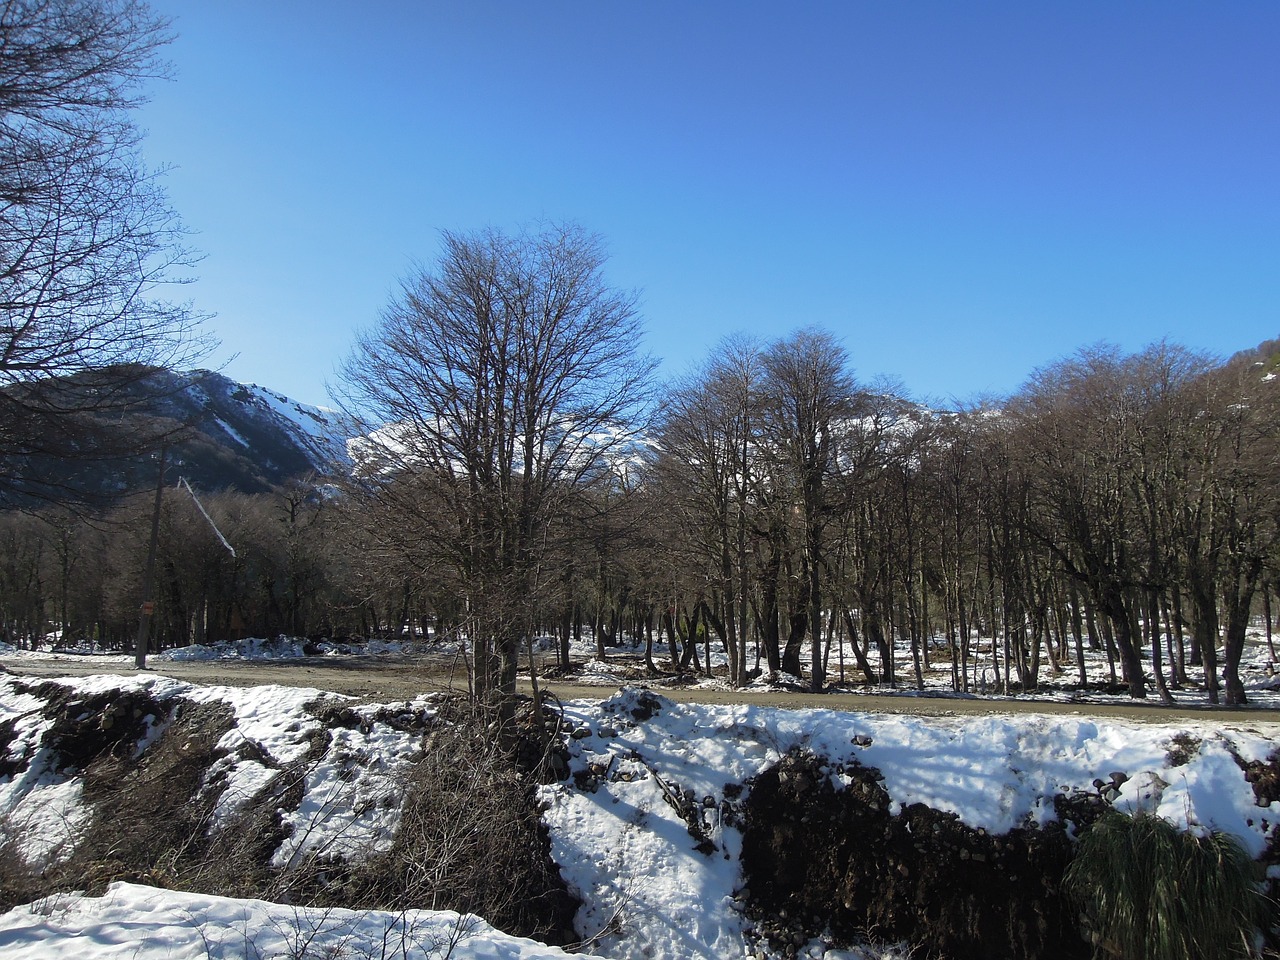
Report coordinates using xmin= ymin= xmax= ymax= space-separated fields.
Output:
xmin=0 ymin=367 xmax=356 ymax=501
xmin=143 ymin=368 xmax=354 ymax=493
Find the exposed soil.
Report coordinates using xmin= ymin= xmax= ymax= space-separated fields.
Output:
xmin=739 ymin=750 xmax=1090 ymax=960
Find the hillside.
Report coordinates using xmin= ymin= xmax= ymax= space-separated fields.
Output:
xmin=0 ymin=367 xmax=353 ymax=501
xmin=148 ymin=369 xmax=352 ymax=493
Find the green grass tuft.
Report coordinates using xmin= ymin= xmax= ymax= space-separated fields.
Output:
xmin=1063 ymin=810 xmax=1270 ymax=960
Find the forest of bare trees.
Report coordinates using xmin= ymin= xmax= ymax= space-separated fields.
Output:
xmin=1 ymin=4 xmax=1276 ymax=715
xmin=3 ymin=324 xmax=1277 ymax=708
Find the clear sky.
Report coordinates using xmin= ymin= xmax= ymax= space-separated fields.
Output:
xmin=137 ymin=1 xmax=1278 ymax=408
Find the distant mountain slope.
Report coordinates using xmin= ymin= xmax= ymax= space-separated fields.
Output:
xmin=138 ymin=368 xmax=352 ymax=494
xmin=1 ymin=367 xmax=354 ymax=502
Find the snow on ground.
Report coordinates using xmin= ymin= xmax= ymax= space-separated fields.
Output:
xmin=0 ymin=674 xmax=1276 ymax=959
xmin=543 ymin=689 xmax=1279 ymax=959
xmin=0 ymin=882 xmax=572 ymax=960
xmin=540 ymin=625 xmax=1280 ymax=710
xmin=7 ymin=619 xmax=1279 ymax=711
xmin=0 ymin=635 xmax=435 ymax=664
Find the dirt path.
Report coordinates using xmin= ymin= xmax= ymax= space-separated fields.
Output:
xmin=6 ymin=654 xmax=1280 ymax=725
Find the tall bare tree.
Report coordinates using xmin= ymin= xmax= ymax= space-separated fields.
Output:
xmin=339 ymin=223 xmax=654 ymax=715
xmin=0 ymin=0 xmax=210 ymax=506
xmin=656 ymin=335 xmax=763 ymax=686
xmin=1011 ymin=346 xmax=1152 ymax=698
xmin=760 ymin=328 xmax=859 ymax=691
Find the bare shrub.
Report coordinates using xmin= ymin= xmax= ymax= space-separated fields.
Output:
xmin=300 ymin=702 xmax=578 ymax=945
xmin=0 ymin=819 xmax=46 ymax=912
xmin=58 ymin=698 xmax=235 ymax=892
xmin=195 ymin=728 xmax=330 ymax=902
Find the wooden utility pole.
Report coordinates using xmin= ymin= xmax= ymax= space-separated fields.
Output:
xmin=134 ymin=445 xmax=167 ymax=669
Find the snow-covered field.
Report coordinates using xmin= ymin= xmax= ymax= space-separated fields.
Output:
xmin=558 ymin=627 xmax=1280 ymax=710
xmin=0 ymin=670 xmax=1275 ymax=959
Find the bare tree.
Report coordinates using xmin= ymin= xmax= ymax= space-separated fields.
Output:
xmin=339 ymin=223 xmax=654 ymax=716
xmin=656 ymin=335 xmax=763 ymax=686
xmin=0 ymin=0 xmax=211 ymax=505
xmin=1011 ymin=346 xmax=1152 ymax=698
xmin=759 ymin=328 xmax=858 ymax=691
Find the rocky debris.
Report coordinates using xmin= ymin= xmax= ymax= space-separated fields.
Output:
xmin=599 ymin=686 xmax=668 ymax=724
xmin=650 ymin=766 xmax=717 ymax=855
xmin=1239 ymin=748 xmax=1280 ymax=807
xmin=308 ymin=701 xmax=373 ymax=733
xmin=572 ymin=753 xmax=614 ymax=793
xmin=1052 ymin=789 xmax=1110 ymax=835
xmin=23 ymin=683 xmax=167 ymax=778
xmin=1235 ymin=746 xmax=1280 ymax=919
xmin=1090 ymin=770 xmax=1130 ymax=804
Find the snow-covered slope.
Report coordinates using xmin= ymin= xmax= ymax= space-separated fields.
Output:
xmin=162 ymin=369 xmax=353 ymax=490
xmin=0 ymin=675 xmax=1275 ymax=959
xmin=33 ymin=367 xmax=359 ymax=495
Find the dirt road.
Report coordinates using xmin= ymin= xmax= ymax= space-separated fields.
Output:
xmin=7 ymin=652 xmax=1280 ymax=726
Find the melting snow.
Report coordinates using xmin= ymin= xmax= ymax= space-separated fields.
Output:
xmin=0 ymin=676 xmax=1275 ymax=959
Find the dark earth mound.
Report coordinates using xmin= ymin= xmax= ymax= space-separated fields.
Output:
xmin=740 ymin=749 xmax=1090 ymax=960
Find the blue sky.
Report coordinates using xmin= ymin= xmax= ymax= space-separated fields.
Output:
xmin=138 ymin=2 xmax=1278 ymax=408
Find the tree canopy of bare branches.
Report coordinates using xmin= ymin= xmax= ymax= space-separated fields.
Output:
xmin=338 ymin=223 xmax=655 ymax=711
xmin=0 ymin=0 xmax=211 ymax=506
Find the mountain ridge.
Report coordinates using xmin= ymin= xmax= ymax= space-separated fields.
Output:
xmin=0 ymin=367 xmax=354 ymax=502
xmin=139 ymin=368 xmax=353 ymax=494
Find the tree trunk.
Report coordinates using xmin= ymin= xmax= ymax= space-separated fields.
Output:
xmin=841 ymin=608 xmax=878 ymax=683
xmin=1097 ymin=584 xmax=1145 ymax=698
xmin=1187 ymin=570 xmax=1221 ymax=705
xmin=1222 ymin=555 xmax=1262 ymax=706
xmin=1147 ymin=588 xmax=1173 ymax=705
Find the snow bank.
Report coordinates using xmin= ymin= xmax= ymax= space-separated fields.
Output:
xmin=0 ymin=882 xmax=572 ymax=959
xmin=0 ymin=677 xmax=1275 ymax=960
xmin=542 ymin=689 xmax=1279 ymax=958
